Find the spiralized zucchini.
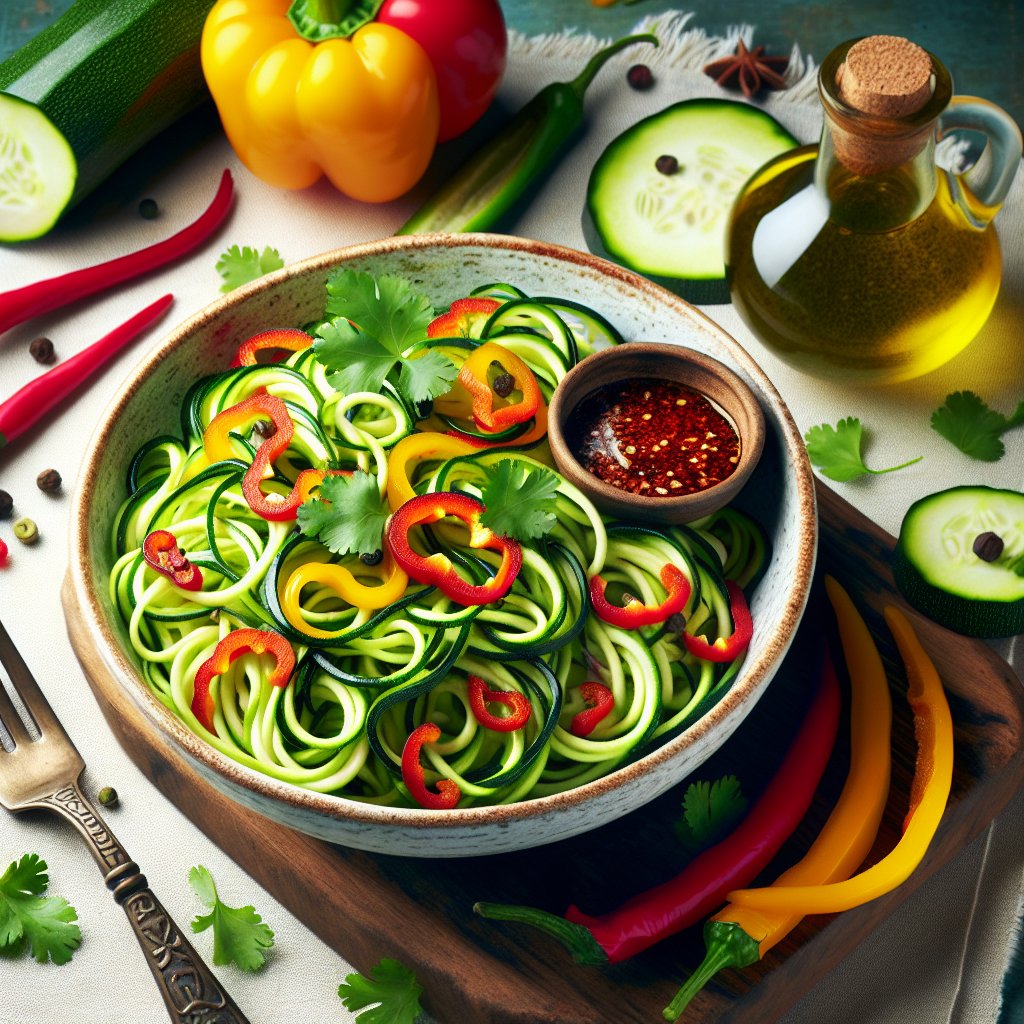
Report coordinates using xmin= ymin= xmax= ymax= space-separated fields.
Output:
xmin=109 ymin=282 xmax=767 ymax=808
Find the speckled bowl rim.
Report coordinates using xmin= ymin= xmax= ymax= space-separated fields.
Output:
xmin=69 ymin=232 xmax=817 ymax=835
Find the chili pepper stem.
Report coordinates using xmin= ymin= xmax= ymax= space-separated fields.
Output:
xmin=473 ymin=902 xmax=608 ymax=967
xmin=662 ymin=921 xmax=760 ymax=1021
xmin=569 ymin=33 xmax=659 ymax=101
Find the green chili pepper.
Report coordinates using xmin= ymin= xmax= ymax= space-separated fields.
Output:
xmin=397 ymin=32 xmax=658 ymax=235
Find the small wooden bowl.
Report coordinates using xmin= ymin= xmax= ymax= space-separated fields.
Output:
xmin=548 ymin=343 xmax=765 ymax=523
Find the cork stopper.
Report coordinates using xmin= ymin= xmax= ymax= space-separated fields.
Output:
xmin=828 ymin=35 xmax=937 ymax=175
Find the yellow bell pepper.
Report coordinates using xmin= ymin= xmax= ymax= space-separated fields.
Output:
xmin=201 ymin=0 xmax=440 ymax=201
xmin=385 ymin=431 xmax=477 ymax=511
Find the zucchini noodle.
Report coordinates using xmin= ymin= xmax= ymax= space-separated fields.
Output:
xmin=109 ymin=279 xmax=768 ymax=808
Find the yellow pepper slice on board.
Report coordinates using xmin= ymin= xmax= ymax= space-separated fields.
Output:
xmin=201 ymin=0 xmax=439 ymax=201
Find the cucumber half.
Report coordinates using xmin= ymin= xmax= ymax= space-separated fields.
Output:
xmin=893 ymin=485 xmax=1024 ymax=638
xmin=583 ymin=99 xmax=798 ymax=303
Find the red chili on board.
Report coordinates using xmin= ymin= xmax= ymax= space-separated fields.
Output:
xmin=564 ymin=378 xmax=740 ymax=497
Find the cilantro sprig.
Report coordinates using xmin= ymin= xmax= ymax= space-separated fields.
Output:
xmin=674 ymin=776 xmax=747 ymax=855
xmin=338 ymin=957 xmax=425 ymax=1024
xmin=0 ymin=854 xmax=81 ymax=965
xmin=189 ymin=865 xmax=274 ymax=971
xmin=314 ymin=270 xmax=458 ymax=406
xmin=931 ymin=390 xmax=1024 ymax=461
xmin=804 ymin=417 xmax=922 ymax=482
xmin=479 ymin=460 xmax=560 ymax=542
xmin=296 ymin=471 xmax=390 ymax=557
xmin=216 ymin=245 xmax=284 ymax=292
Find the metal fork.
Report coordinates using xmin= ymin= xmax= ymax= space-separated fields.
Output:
xmin=0 ymin=617 xmax=251 ymax=1024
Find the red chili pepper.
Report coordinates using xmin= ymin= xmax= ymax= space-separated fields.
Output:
xmin=0 ymin=295 xmax=173 ymax=451
xmin=683 ymin=580 xmax=753 ymax=663
xmin=230 ymin=328 xmax=313 ymax=368
xmin=142 ymin=529 xmax=203 ymax=592
xmin=386 ymin=492 xmax=521 ymax=606
xmin=0 ymin=538 xmax=8 ymax=567
xmin=569 ymin=682 xmax=614 ymax=737
xmin=589 ymin=563 xmax=691 ymax=629
xmin=475 ymin=653 xmax=841 ymax=965
xmin=0 ymin=171 xmax=232 ymax=337
xmin=191 ymin=628 xmax=295 ymax=735
xmin=401 ymin=722 xmax=462 ymax=809
xmin=427 ymin=297 xmax=500 ymax=338
xmin=467 ymin=675 xmax=532 ymax=732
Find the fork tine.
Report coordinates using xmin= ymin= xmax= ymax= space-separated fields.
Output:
xmin=0 ymin=671 xmax=35 ymax=748
xmin=0 ymin=618 xmax=66 ymax=739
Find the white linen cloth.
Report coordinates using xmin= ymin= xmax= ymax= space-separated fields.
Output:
xmin=0 ymin=13 xmax=1021 ymax=1023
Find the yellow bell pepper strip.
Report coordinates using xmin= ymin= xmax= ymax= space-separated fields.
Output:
xmin=142 ymin=529 xmax=204 ymax=592
xmin=203 ymin=389 xmax=293 ymax=464
xmin=662 ymin=577 xmax=896 ymax=1021
xmin=200 ymin=0 xmax=439 ymax=202
xmin=386 ymin=491 xmax=522 ymax=606
xmin=683 ymin=581 xmax=753 ymax=663
xmin=590 ymin=564 xmax=691 ymax=629
xmin=724 ymin=603 xmax=953 ymax=917
xmin=281 ymin=551 xmax=409 ymax=637
xmin=385 ymin=431 xmax=476 ymax=510
xmin=401 ymin=722 xmax=461 ymax=809
xmin=467 ymin=675 xmax=532 ymax=732
xmin=191 ymin=628 xmax=295 ymax=735
xmin=456 ymin=341 xmax=541 ymax=433
xmin=231 ymin=327 xmax=313 ymax=367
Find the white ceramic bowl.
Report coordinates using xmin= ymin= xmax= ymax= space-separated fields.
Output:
xmin=65 ymin=234 xmax=816 ymax=857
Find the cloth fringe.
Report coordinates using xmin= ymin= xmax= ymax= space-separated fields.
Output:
xmin=508 ymin=10 xmax=820 ymax=106
xmin=995 ymin=880 xmax=1024 ymax=1024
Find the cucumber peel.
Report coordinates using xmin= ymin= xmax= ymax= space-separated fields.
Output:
xmin=893 ymin=485 xmax=1024 ymax=638
xmin=583 ymin=99 xmax=798 ymax=303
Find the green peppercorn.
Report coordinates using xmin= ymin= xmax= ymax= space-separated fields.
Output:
xmin=13 ymin=517 xmax=38 ymax=545
xmin=97 ymin=786 xmax=119 ymax=808
xmin=138 ymin=198 xmax=159 ymax=220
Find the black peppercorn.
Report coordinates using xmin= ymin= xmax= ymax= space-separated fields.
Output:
xmin=0 ymin=490 xmax=12 ymax=519
xmin=138 ymin=198 xmax=160 ymax=220
xmin=655 ymin=155 xmax=680 ymax=176
xmin=627 ymin=63 xmax=655 ymax=90
xmin=492 ymin=372 xmax=516 ymax=398
xmin=29 ymin=336 xmax=56 ymax=364
xmin=253 ymin=419 xmax=277 ymax=439
xmin=360 ymin=549 xmax=384 ymax=566
xmin=973 ymin=531 xmax=1004 ymax=562
xmin=36 ymin=468 xmax=62 ymax=494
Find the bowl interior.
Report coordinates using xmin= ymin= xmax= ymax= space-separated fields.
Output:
xmin=70 ymin=234 xmax=816 ymax=856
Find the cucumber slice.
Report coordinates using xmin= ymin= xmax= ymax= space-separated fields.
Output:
xmin=893 ymin=485 xmax=1024 ymax=638
xmin=584 ymin=99 xmax=798 ymax=303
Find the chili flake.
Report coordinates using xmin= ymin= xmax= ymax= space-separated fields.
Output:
xmin=565 ymin=378 xmax=741 ymax=497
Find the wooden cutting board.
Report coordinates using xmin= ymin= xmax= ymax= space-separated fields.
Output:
xmin=63 ymin=482 xmax=1024 ymax=1024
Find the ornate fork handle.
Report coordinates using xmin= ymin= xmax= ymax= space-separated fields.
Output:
xmin=36 ymin=781 xmax=252 ymax=1024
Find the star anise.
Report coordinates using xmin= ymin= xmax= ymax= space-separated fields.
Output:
xmin=703 ymin=39 xmax=789 ymax=98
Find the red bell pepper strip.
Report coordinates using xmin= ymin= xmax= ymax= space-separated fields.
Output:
xmin=683 ymin=580 xmax=753 ymax=663
xmin=386 ymin=491 xmax=522 ymax=606
xmin=475 ymin=653 xmax=841 ymax=965
xmin=467 ymin=675 xmax=532 ymax=732
xmin=589 ymin=564 xmax=691 ymax=630
xmin=569 ymin=682 xmax=614 ymax=737
xmin=427 ymin=297 xmax=500 ymax=338
xmin=456 ymin=341 xmax=541 ymax=432
xmin=230 ymin=328 xmax=313 ymax=367
xmin=401 ymin=722 xmax=462 ymax=809
xmin=142 ymin=529 xmax=204 ymax=592
xmin=0 ymin=538 xmax=8 ymax=567
xmin=0 ymin=295 xmax=173 ymax=451
xmin=0 ymin=171 xmax=233 ymax=337
xmin=191 ymin=628 xmax=295 ymax=735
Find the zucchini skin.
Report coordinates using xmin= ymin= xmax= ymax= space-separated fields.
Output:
xmin=0 ymin=0 xmax=216 ymax=216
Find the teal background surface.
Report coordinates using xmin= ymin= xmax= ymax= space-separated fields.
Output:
xmin=1 ymin=0 xmax=1021 ymax=131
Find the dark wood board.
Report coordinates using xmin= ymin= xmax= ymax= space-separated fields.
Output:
xmin=64 ymin=481 xmax=1024 ymax=1024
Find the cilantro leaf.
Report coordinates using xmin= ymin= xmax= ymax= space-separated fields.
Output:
xmin=216 ymin=245 xmax=284 ymax=292
xmin=930 ymin=390 xmax=1024 ymax=461
xmin=338 ymin=958 xmax=424 ymax=1024
xmin=0 ymin=854 xmax=81 ymax=965
xmin=479 ymin=460 xmax=560 ymax=541
xmin=804 ymin=417 xmax=922 ymax=481
xmin=189 ymin=865 xmax=274 ymax=971
xmin=674 ymin=776 xmax=747 ymax=855
xmin=297 ymin=471 xmax=389 ymax=557
xmin=315 ymin=270 xmax=456 ymax=407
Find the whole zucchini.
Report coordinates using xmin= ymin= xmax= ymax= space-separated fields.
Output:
xmin=0 ymin=0 xmax=216 ymax=243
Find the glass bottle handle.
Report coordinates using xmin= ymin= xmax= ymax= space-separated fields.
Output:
xmin=939 ymin=96 xmax=1022 ymax=226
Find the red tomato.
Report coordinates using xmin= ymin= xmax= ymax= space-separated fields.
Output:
xmin=378 ymin=0 xmax=507 ymax=142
